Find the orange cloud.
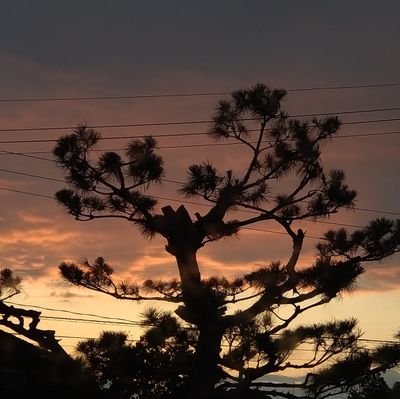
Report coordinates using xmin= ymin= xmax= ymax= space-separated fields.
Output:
xmin=16 ymin=211 xmax=53 ymax=224
xmin=0 ymin=228 xmax=78 ymax=246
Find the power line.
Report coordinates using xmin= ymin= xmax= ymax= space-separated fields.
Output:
xmin=1 ymin=111 xmax=400 ymax=135
xmin=152 ymin=184 xmax=364 ymax=230
xmin=57 ymin=335 xmax=138 ymax=341
xmin=0 ymin=167 xmax=62 ymax=183
xmin=1 ymin=150 xmax=54 ymax=162
xmin=12 ymin=332 xmax=393 ymax=347
xmin=0 ymin=185 xmax=323 ymax=239
xmin=287 ymin=82 xmax=400 ymax=92
xmin=11 ymin=333 xmax=391 ymax=359
xmin=300 ymin=106 xmax=400 ymax=117
xmin=0 ymin=166 xmax=399 ymax=218
xmin=1 ymin=127 xmax=400 ymax=147
xmin=0 ymin=167 xmax=383 ymax=227
xmin=51 ymin=337 xmax=397 ymax=356
xmin=0 ymin=92 xmax=230 ymax=103
xmin=146 ymin=185 xmax=400 ymax=217
xmin=4 ymin=302 xmax=399 ymax=346
xmin=40 ymin=315 xmax=143 ymax=326
xmin=6 ymin=177 xmax=400 ymax=236
xmin=5 ymin=301 xmax=141 ymax=324
xmin=1 ymin=81 xmax=399 ymax=103
xmin=56 ymin=335 xmax=398 ymax=352
xmin=0 ymin=148 xmax=55 ymax=162
xmin=0 ymin=181 xmax=390 ymax=240
xmin=0 ymin=187 xmax=54 ymax=199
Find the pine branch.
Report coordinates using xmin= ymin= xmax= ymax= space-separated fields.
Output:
xmin=59 ymin=258 xmax=183 ymax=303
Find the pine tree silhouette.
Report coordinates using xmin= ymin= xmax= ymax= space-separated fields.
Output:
xmin=54 ymin=84 xmax=400 ymax=398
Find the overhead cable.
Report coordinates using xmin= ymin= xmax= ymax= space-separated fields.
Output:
xmin=1 ymin=111 xmax=400 ymax=134
xmin=1 ymin=81 xmax=399 ymax=103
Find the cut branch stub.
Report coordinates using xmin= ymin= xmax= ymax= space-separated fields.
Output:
xmin=0 ymin=301 xmax=67 ymax=356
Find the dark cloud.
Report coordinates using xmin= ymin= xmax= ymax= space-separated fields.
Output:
xmin=359 ymin=262 xmax=400 ymax=293
xmin=50 ymin=290 xmax=93 ymax=299
xmin=1 ymin=1 xmax=399 ymax=95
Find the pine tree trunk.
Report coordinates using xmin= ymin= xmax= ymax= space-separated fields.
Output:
xmin=189 ymin=324 xmax=224 ymax=399
xmin=174 ymin=248 xmax=223 ymax=398
xmin=175 ymin=246 xmax=202 ymax=305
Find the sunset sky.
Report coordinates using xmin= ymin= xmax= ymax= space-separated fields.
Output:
xmin=0 ymin=1 xmax=400 ymax=359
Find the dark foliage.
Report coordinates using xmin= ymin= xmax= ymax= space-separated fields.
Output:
xmin=76 ymin=310 xmax=194 ymax=399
